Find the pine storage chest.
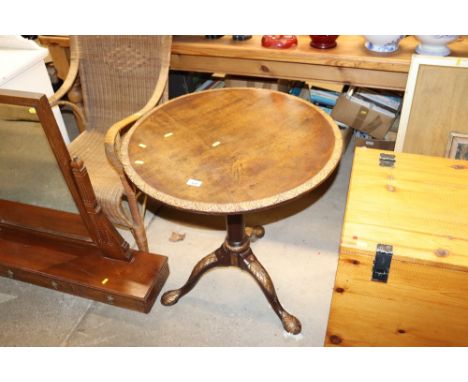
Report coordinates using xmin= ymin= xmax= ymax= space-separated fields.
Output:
xmin=325 ymin=147 xmax=468 ymax=346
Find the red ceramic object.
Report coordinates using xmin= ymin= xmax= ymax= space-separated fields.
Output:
xmin=310 ymin=35 xmax=339 ymax=49
xmin=261 ymin=35 xmax=298 ymax=49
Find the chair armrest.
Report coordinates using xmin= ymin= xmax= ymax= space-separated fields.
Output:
xmin=104 ymin=113 xmax=142 ymax=172
xmin=56 ymin=100 xmax=86 ymax=133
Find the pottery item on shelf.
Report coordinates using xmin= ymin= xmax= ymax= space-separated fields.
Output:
xmin=363 ymin=35 xmax=404 ymax=53
xmin=205 ymin=35 xmax=224 ymax=39
xmin=415 ymin=35 xmax=459 ymax=56
xmin=309 ymin=35 xmax=339 ymax=49
xmin=261 ymin=35 xmax=298 ymax=49
xmin=232 ymin=35 xmax=252 ymax=41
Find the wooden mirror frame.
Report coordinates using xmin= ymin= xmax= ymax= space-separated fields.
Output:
xmin=0 ymin=89 xmax=130 ymax=259
xmin=0 ymin=89 xmax=168 ymax=312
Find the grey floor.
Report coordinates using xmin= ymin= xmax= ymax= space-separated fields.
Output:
xmin=0 ymin=132 xmax=355 ymax=346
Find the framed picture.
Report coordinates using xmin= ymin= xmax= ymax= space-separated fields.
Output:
xmin=446 ymin=132 xmax=468 ymax=160
xmin=395 ymin=55 xmax=468 ymax=157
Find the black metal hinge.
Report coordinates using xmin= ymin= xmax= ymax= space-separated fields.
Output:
xmin=379 ymin=153 xmax=396 ymax=167
xmin=372 ymin=244 xmax=393 ymax=283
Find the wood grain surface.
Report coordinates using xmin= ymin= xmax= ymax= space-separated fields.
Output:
xmin=0 ymin=227 xmax=168 ymax=313
xmin=0 ymin=199 xmax=91 ymax=243
xmin=326 ymin=251 xmax=468 ymax=346
xmin=326 ymin=147 xmax=468 ymax=346
xmin=341 ymin=148 xmax=468 ymax=270
xmin=173 ymin=35 xmax=411 ymax=71
xmin=121 ymin=88 xmax=342 ymax=214
xmin=170 ymin=36 xmax=468 ymax=90
xmin=41 ymin=36 xmax=468 ymax=90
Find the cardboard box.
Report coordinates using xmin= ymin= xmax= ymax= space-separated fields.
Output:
xmin=331 ymin=93 xmax=396 ymax=139
xmin=354 ymin=136 xmax=396 ymax=151
xmin=354 ymin=129 xmax=397 ymax=151
xmin=224 ymin=75 xmax=289 ymax=92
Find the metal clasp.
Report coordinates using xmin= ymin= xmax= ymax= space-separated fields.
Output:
xmin=379 ymin=153 xmax=396 ymax=167
xmin=372 ymin=244 xmax=393 ymax=283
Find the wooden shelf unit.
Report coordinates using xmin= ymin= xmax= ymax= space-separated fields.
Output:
xmin=171 ymin=35 xmax=468 ymax=90
xmin=39 ymin=35 xmax=468 ymax=91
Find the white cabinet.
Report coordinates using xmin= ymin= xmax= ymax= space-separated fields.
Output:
xmin=0 ymin=40 xmax=69 ymax=143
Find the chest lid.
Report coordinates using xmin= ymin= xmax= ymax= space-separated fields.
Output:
xmin=341 ymin=147 xmax=468 ymax=272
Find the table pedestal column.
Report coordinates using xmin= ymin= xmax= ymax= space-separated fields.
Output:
xmin=161 ymin=214 xmax=302 ymax=334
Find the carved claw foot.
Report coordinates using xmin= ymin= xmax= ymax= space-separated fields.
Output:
xmin=280 ymin=311 xmax=302 ymax=335
xmin=161 ymin=289 xmax=181 ymax=306
xmin=160 ymin=251 xmax=221 ymax=306
xmin=243 ymin=251 xmax=302 ymax=334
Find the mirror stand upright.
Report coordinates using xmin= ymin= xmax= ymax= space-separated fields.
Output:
xmin=0 ymin=89 xmax=168 ymax=312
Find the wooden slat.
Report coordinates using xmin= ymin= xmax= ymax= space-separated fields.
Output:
xmin=38 ymin=35 xmax=71 ymax=47
xmin=46 ymin=44 xmax=70 ymax=79
xmin=0 ymin=228 xmax=169 ymax=313
xmin=341 ymin=148 xmax=468 ymax=270
xmin=326 ymin=147 xmax=468 ymax=346
xmin=171 ymin=35 xmax=468 ymax=74
xmin=0 ymin=197 xmax=91 ymax=242
xmin=171 ymin=54 xmax=409 ymax=90
xmin=172 ymin=36 xmax=420 ymax=72
xmin=326 ymin=252 xmax=468 ymax=346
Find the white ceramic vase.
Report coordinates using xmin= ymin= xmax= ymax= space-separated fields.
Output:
xmin=363 ymin=35 xmax=405 ymax=53
xmin=415 ymin=35 xmax=459 ymax=56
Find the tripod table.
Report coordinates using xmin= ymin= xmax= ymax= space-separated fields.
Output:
xmin=121 ymin=88 xmax=343 ymax=334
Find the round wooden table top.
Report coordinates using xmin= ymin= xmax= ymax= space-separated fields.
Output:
xmin=121 ymin=88 xmax=343 ymax=214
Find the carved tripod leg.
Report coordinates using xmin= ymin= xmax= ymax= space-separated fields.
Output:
xmin=241 ymin=251 xmax=302 ymax=334
xmin=161 ymin=248 xmax=224 ymax=306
